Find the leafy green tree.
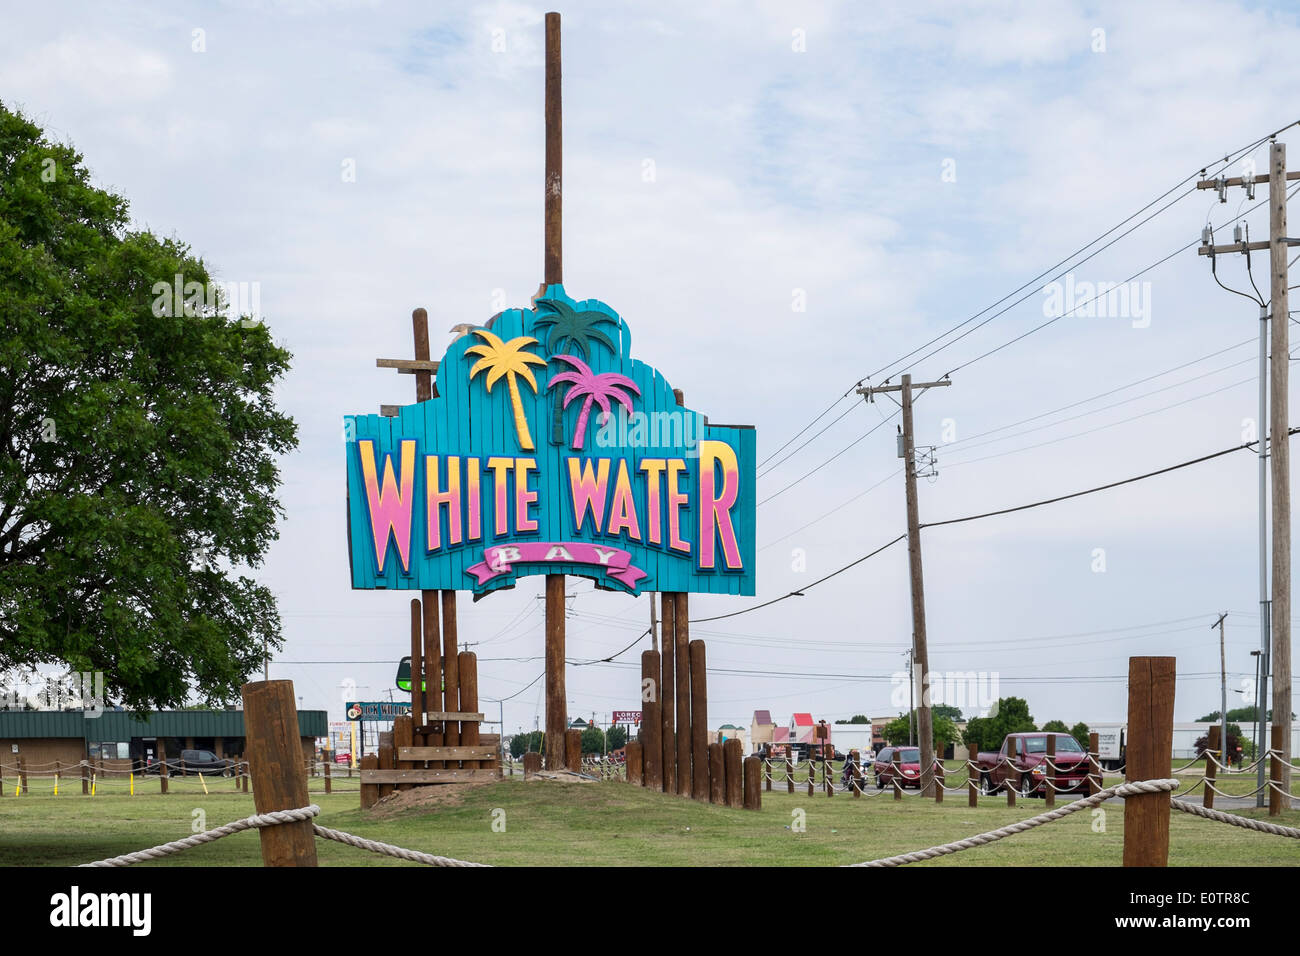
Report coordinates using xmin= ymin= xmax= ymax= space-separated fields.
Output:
xmin=1070 ymin=722 xmax=1090 ymax=749
xmin=835 ymin=714 xmax=871 ymax=725
xmin=606 ymin=724 xmax=628 ymax=751
xmin=961 ymin=698 xmax=1035 ymax=752
xmin=882 ymin=711 xmax=957 ymax=749
xmin=933 ymin=704 xmax=963 ymax=721
xmin=1040 ymin=719 xmax=1070 ymax=734
xmin=580 ymin=725 xmax=605 ymax=755
xmin=0 ymin=104 xmax=297 ymax=712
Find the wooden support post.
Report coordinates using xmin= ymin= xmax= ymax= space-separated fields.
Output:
xmin=423 ymin=593 xmax=443 ymax=764
xmin=823 ymin=750 xmax=832 ymax=798
xmin=393 ymin=715 xmax=414 ymax=790
xmin=724 ymin=738 xmax=743 ymax=808
xmin=1006 ymin=737 xmax=1017 ymax=808
xmin=968 ymin=757 xmax=978 ymax=807
xmin=641 ymin=650 xmax=662 ymax=791
xmin=19 ymin=757 xmax=27 ymax=794
xmin=1123 ymin=656 xmax=1175 ymax=867
xmin=1088 ymin=732 xmax=1102 ymax=795
xmin=377 ymin=731 xmax=395 ymax=801
xmin=522 ymin=751 xmax=541 ymax=779
xmin=935 ymin=760 xmax=944 ymax=804
xmin=626 ymin=739 xmax=643 ymax=785
xmin=242 ymin=680 xmax=318 ymax=866
xmin=82 ymin=759 xmax=89 ymax=796
xmin=1045 ymin=735 xmax=1056 ymax=808
xmin=689 ymin=640 xmax=709 ymax=802
xmin=765 ymin=759 xmax=772 ymax=792
xmin=565 ymin=728 xmax=581 ymax=772
xmin=743 ymin=755 xmax=761 ymax=810
xmin=442 ymin=590 xmax=460 ymax=757
xmin=659 ymin=592 xmax=676 ymax=795
xmin=360 ymin=754 xmax=379 ymax=808
xmin=459 ymin=651 xmax=480 ymax=768
xmin=159 ymin=742 xmax=168 ymax=794
xmin=708 ymin=742 xmax=725 ymax=805
xmin=1269 ymin=723 xmax=1285 ymax=816
xmin=806 ymin=754 xmax=814 ymax=797
xmin=786 ymin=756 xmax=794 ymax=794
xmin=324 ymin=758 xmax=332 ymax=794
xmin=408 ymin=598 xmax=423 ymax=736
xmin=1203 ymin=725 xmax=1220 ymax=810
xmin=242 ymin=755 xmax=249 ymax=793
xmin=544 ymin=575 xmax=565 ymax=770
xmin=892 ymin=750 xmax=902 ymax=801
xmin=674 ymin=593 xmax=691 ymax=797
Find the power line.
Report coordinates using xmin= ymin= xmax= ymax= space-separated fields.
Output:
xmin=756 ymin=411 xmax=898 ymax=506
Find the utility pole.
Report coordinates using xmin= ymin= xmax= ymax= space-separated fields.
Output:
xmin=649 ymin=592 xmax=659 ymax=654
xmin=1197 ymin=140 xmax=1296 ymax=810
xmin=904 ymin=649 xmax=914 ymax=746
xmin=858 ymin=373 xmax=951 ymax=796
xmin=1213 ymin=612 xmax=1228 ymax=772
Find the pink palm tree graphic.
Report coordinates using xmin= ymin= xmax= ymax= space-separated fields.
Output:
xmin=546 ymin=354 xmax=640 ymax=451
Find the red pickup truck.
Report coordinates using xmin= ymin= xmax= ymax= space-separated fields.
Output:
xmin=975 ymin=733 xmax=1091 ymax=797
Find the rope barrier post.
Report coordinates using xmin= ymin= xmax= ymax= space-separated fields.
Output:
xmin=1005 ymin=740 xmax=1016 ymax=808
xmin=1088 ymin=732 xmax=1101 ymax=796
xmin=626 ymin=739 xmax=642 ymax=786
xmin=324 ymin=757 xmax=332 ymax=794
xmin=1123 ymin=656 xmax=1175 ymax=867
xmin=159 ymin=741 xmax=168 ymax=794
xmin=242 ymin=756 xmax=249 ymax=794
xmin=81 ymin=759 xmax=88 ymax=796
xmin=242 ymin=680 xmax=318 ymax=867
xmin=360 ymin=754 xmax=379 ymax=808
xmin=1269 ymin=724 xmax=1285 ymax=816
xmin=765 ymin=758 xmax=772 ymax=792
xmin=968 ymin=758 xmax=978 ymax=807
xmin=1044 ymin=735 xmax=1056 ymax=809
xmin=689 ymin=639 xmax=709 ymax=802
xmin=20 ymin=756 xmax=27 ymax=794
xmin=1203 ymin=725 xmax=1219 ymax=810
xmin=0 ymin=757 xmax=5 ymax=797
xmin=806 ymin=753 xmax=814 ymax=797
xmin=892 ymin=749 xmax=902 ymax=801
xmin=823 ymin=749 xmax=833 ymax=798
xmin=934 ymin=759 xmax=944 ymax=804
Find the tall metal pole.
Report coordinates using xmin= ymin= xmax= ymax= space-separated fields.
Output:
xmin=542 ymin=11 xmax=567 ymax=771
xmin=900 ymin=375 xmax=935 ymax=795
xmin=1268 ymin=140 xmax=1292 ymax=811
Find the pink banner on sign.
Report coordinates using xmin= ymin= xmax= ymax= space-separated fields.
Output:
xmin=466 ymin=541 xmax=648 ymax=590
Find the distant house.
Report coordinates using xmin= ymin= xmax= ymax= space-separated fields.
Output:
xmin=715 ymin=724 xmax=749 ymax=752
xmin=788 ymin=713 xmax=819 ymax=746
xmin=751 ymin=710 xmax=775 ymax=749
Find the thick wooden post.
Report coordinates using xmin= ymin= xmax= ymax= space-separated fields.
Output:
xmin=324 ymin=758 xmax=332 ymax=794
xmin=159 ymin=741 xmax=168 ymax=794
xmin=241 ymin=754 xmax=249 ymax=793
xmin=626 ymin=739 xmax=643 ymax=785
xmin=459 ymin=651 xmax=480 ymax=760
xmin=360 ymin=754 xmax=379 ymax=808
xmin=708 ymin=742 xmax=725 ymax=805
xmin=544 ymin=575 xmax=566 ymax=770
xmin=1123 ymin=656 xmax=1175 ymax=867
xmin=1088 ymin=732 xmax=1101 ymax=795
xmin=641 ymin=650 xmax=662 ymax=790
xmin=408 ymin=599 xmax=423 ymax=734
xmin=442 ymin=591 xmax=460 ymax=755
xmin=743 ymin=755 xmax=761 ymax=810
xmin=892 ymin=749 xmax=902 ymax=801
xmin=968 ymin=757 xmax=978 ymax=807
xmin=377 ymin=731 xmax=395 ymax=800
xmin=1045 ymin=735 xmax=1056 ymax=808
xmin=522 ymin=751 xmax=541 ymax=779
xmin=544 ymin=11 xmax=562 ymax=284
xmin=565 ymin=728 xmax=581 ymax=771
xmin=81 ymin=759 xmax=89 ymax=796
xmin=1269 ymin=723 xmax=1285 ymax=816
xmin=659 ymin=592 xmax=676 ymax=795
xmin=724 ymin=738 xmax=743 ymax=808
xmin=674 ymin=593 xmax=692 ymax=797
xmin=19 ymin=756 xmax=27 ymax=794
xmin=423 ymin=594 xmax=443 ymax=765
xmin=1203 ymin=725 xmax=1220 ymax=810
xmin=1006 ymin=737 xmax=1017 ymax=808
xmin=242 ymin=680 xmax=318 ymax=866
xmin=392 ymin=715 xmax=413 ymax=791
xmin=934 ymin=759 xmax=944 ymax=804
xmin=786 ymin=756 xmax=794 ymax=794
xmin=689 ymin=640 xmax=709 ymax=801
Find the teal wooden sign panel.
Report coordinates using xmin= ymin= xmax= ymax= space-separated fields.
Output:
xmin=344 ymin=285 xmax=756 ymax=597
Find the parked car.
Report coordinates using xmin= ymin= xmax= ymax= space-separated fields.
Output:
xmin=147 ymin=749 xmax=234 ymax=776
xmin=873 ymin=746 xmax=924 ymax=789
xmin=975 ymin=733 xmax=1090 ymax=797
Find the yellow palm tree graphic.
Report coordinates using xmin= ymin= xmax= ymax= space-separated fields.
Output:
xmin=465 ymin=329 xmax=547 ymax=450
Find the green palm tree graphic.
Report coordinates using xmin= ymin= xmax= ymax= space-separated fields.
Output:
xmin=532 ymin=298 xmax=618 ymax=445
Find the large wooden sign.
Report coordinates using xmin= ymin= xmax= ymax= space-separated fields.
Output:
xmin=345 ymin=285 xmax=756 ymax=597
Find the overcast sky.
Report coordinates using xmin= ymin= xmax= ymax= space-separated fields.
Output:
xmin=6 ymin=0 xmax=1300 ymax=737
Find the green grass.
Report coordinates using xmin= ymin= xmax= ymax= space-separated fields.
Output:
xmin=1 ymin=776 xmax=1297 ymax=866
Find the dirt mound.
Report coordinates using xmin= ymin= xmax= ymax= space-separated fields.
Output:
xmin=364 ymin=779 xmax=497 ymax=818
